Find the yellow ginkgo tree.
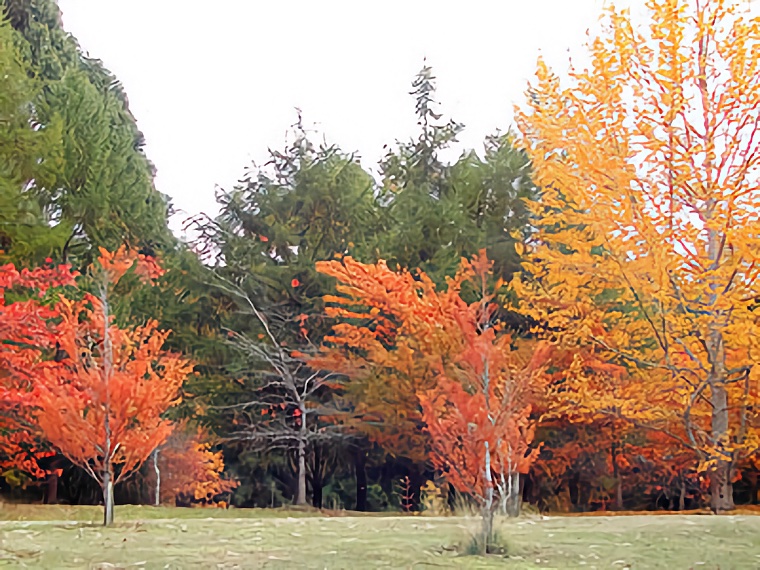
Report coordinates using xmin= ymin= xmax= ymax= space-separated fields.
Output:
xmin=514 ymin=0 xmax=760 ymax=511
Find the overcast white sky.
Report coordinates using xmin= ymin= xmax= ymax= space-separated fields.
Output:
xmin=56 ymin=0 xmax=617 ymax=234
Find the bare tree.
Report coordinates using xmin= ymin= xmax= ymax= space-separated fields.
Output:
xmin=211 ymin=274 xmax=345 ymax=506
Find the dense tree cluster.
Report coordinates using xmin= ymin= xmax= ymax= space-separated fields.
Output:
xmin=2 ymin=0 xmax=760 ymax=534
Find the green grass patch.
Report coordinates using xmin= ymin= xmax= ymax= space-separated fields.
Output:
xmin=0 ymin=506 xmax=756 ymax=568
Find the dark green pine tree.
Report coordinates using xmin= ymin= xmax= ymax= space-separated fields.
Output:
xmin=195 ymin=117 xmax=380 ymax=507
xmin=1 ymin=0 xmax=174 ymax=267
xmin=373 ymin=64 xmax=465 ymax=275
xmin=0 ymin=15 xmax=67 ymax=263
xmin=375 ymin=64 xmax=537 ymax=284
xmin=213 ymin=116 xmax=379 ymax=322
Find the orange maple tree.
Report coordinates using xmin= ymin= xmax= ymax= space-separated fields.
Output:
xmin=314 ymin=253 xmax=472 ymax=459
xmin=418 ymin=255 xmax=549 ymax=550
xmin=317 ymin=252 xmax=549 ymax=549
xmin=514 ymin=0 xmax=760 ymax=511
xmin=35 ymin=248 xmax=192 ymax=525
xmin=0 ymin=261 xmax=76 ymax=481
xmin=147 ymin=425 xmax=238 ymax=507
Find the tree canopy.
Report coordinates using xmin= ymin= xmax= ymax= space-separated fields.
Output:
xmin=3 ymin=0 xmax=760 ymax=520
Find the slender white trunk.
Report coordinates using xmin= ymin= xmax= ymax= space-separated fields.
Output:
xmin=296 ymin=439 xmax=307 ymax=505
xmin=103 ymin=471 xmax=114 ymax=526
xmin=506 ymin=471 xmax=521 ymax=518
xmin=480 ymin=337 xmax=494 ymax=553
xmin=295 ymin=401 xmax=307 ymax=505
xmin=101 ymin=283 xmax=114 ymax=526
xmin=480 ymin=440 xmax=494 ymax=554
xmin=153 ymin=448 xmax=161 ymax=506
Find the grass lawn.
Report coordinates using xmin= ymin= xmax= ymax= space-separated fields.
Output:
xmin=0 ymin=505 xmax=757 ymax=568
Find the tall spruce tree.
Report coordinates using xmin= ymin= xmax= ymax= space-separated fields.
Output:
xmin=196 ymin=119 xmax=379 ymax=506
xmin=0 ymin=15 xmax=66 ymax=263
xmin=376 ymin=65 xmax=536 ymax=283
xmin=1 ymin=0 xmax=174 ymax=267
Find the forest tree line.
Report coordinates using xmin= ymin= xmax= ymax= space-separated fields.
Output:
xmin=1 ymin=0 xmax=760 ymax=521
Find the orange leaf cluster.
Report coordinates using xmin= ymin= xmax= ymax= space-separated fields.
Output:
xmin=0 ymin=262 xmax=75 ymax=479
xmin=315 ymin=254 xmax=473 ymax=457
xmin=150 ymin=427 xmax=238 ymax=506
xmin=35 ymin=249 xmax=192 ymax=486
xmin=514 ymin=0 xmax=760 ymax=510
xmin=317 ymin=251 xmax=550 ymax=500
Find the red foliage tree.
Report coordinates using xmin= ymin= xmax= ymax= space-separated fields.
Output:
xmin=418 ymin=254 xmax=549 ymax=550
xmin=0 ymin=262 xmax=75 ymax=481
xmin=35 ymin=248 xmax=192 ymax=525
xmin=314 ymin=254 xmax=471 ymax=459
xmin=147 ymin=425 xmax=238 ymax=507
xmin=318 ymin=251 xmax=549 ymax=551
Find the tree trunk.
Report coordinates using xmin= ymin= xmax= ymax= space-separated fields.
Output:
xmin=103 ymin=467 xmax=114 ymax=526
xmin=153 ymin=448 xmax=161 ymax=506
xmin=569 ymin=472 xmax=580 ymax=510
xmin=479 ymin=507 xmax=494 ymax=556
xmin=710 ymin=459 xmax=734 ymax=512
xmin=293 ymin=400 xmax=308 ymax=506
xmin=704 ymin=205 xmax=733 ymax=513
xmin=311 ymin=445 xmax=323 ymax=509
xmin=480 ymin=440 xmax=494 ymax=554
xmin=312 ymin=478 xmax=323 ymax=509
xmin=710 ymin=383 xmax=734 ymax=512
xmin=611 ymin=439 xmax=623 ymax=510
xmin=354 ymin=448 xmax=367 ymax=512
xmin=101 ymin=282 xmax=114 ymax=526
xmin=44 ymin=472 xmax=58 ymax=505
xmin=579 ymin=480 xmax=591 ymax=512
xmin=505 ymin=471 xmax=521 ymax=518
xmin=679 ymin=477 xmax=686 ymax=511
xmin=295 ymin=439 xmax=307 ymax=506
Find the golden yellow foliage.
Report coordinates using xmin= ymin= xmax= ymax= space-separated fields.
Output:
xmin=514 ymin=0 xmax=760 ymax=512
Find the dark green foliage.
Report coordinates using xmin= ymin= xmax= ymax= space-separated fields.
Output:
xmin=374 ymin=66 xmax=537 ymax=283
xmin=211 ymin=116 xmax=380 ymax=331
xmin=190 ymin=118 xmax=381 ymax=506
xmin=0 ymin=16 xmax=66 ymax=263
xmin=1 ymin=0 xmax=174 ymax=267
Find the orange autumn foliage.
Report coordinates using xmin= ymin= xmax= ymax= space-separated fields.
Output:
xmin=315 ymin=253 xmax=476 ymax=458
xmin=419 ymin=312 xmax=549 ymax=503
xmin=514 ymin=0 xmax=760 ymax=512
xmin=151 ymin=427 xmax=238 ymax=506
xmin=418 ymin=254 xmax=550 ymax=505
xmin=0 ymin=262 xmax=76 ymax=480
xmin=36 ymin=248 xmax=192 ymax=488
xmin=317 ymin=251 xmax=550 ymax=504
